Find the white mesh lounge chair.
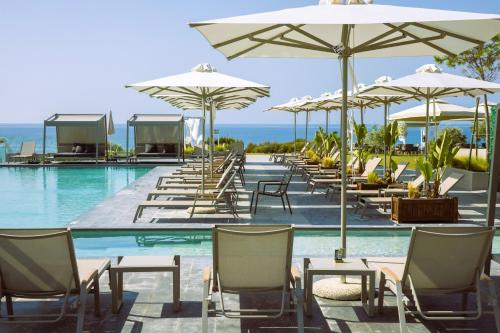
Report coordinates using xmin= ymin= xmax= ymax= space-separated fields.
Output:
xmin=306 ymin=156 xmax=358 ymax=193
xmin=9 ymin=142 xmax=36 ymax=163
xmin=202 ymin=224 xmax=304 ymax=333
xmin=375 ymin=227 xmax=500 ymax=333
xmin=392 ymin=162 xmax=409 ymax=183
xmin=438 ymin=172 xmax=464 ymax=196
xmin=0 ymin=228 xmax=111 ymax=333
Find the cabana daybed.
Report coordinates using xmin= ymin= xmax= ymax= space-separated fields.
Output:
xmin=43 ymin=114 xmax=107 ymax=163
xmin=127 ymin=114 xmax=184 ymax=163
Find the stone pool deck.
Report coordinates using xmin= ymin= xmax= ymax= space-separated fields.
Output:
xmin=70 ymin=155 xmax=500 ymax=230
xmin=3 ymin=257 xmax=500 ymax=332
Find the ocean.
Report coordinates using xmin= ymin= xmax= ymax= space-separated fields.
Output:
xmin=0 ymin=122 xmax=478 ymax=154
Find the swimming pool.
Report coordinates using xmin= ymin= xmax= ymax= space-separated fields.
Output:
xmin=73 ymin=229 xmax=500 ymax=258
xmin=0 ymin=166 xmax=152 ymax=228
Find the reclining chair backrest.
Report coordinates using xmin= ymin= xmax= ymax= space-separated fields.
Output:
xmin=361 ymin=157 xmax=382 ymax=177
xmin=212 ymin=224 xmax=294 ymax=291
xmin=19 ymin=142 xmax=36 ymax=156
xmin=215 ymin=158 xmax=236 ymax=189
xmin=0 ymin=228 xmax=80 ymax=297
xmin=393 ymin=162 xmax=408 ymax=182
xmin=215 ymin=170 xmax=238 ymax=200
xmin=439 ymin=172 xmax=464 ymax=196
xmin=403 ymin=227 xmax=494 ymax=292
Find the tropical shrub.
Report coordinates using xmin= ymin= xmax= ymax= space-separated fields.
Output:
xmin=452 ymin=155 xmax=488 ymax=172
xmin=367 ymin=172 xmax=380 ymax=184
xmin=384 ymin=120 xmax=399 ymax=183
xmin=246 ymin=140 xmax=306 ymax=154
xmin=353 ymin=121 xmax=368 ymax=173
xmin=107 ymin=142 xmax=124 ymax=157
xmin=321 ymin=157 xmax=336 ymax=168
xmin=407 ymin=182 xmax=420 ymax=199
xmin=436 ymin=127 xmax=466 ymax=147
xmin=184 ymin=145 xmax=195 ymax=155
xmin=365 ymin=125 xmax=385 ymax=153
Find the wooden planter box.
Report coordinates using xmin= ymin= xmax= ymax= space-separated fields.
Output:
xmin=358 ymin=183 xmax=387 ymax=190
xmin=391 ymin=197 xmax=458 ymax=224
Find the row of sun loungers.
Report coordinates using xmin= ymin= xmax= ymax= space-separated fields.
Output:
xmin=134 ymin=151 xmax=247 ymax=222
xmin=1 ymin=225 xmax=499 ymax=333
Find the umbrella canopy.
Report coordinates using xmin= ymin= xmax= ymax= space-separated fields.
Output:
xmin=362 ymin=64 xmax=500 ymax=155
xmin=190 ymin=0 xmax=500 ymax=272
xmin=126 ymin=63 xmax=270 ymax=191
xmin=303 ymin=92 xmax=341 ymax=134
xmin=389 ymin=99 xmax=485 ymax=122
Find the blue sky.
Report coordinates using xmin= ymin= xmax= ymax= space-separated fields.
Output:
xmin=0 ymin=0 xmax=498 ymax=125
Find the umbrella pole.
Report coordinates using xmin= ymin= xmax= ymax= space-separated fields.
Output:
xmin=209 ymin=100 xmax=215 ymax=178
xmin=305 ymin=111 xmax=309 ymax=143
xmin=360 ymin=105 xmax=364 ymax=126
xmin=201 ymin=96 xmax=206 ymax=193
xmin=425 ymin=91 xmax=430 ymax=158
xmin=326 ymin=110 xmax=329 ymax=134
xmin=383 ymin=102 xmax=388 ymax=176
xmin=294 ymin=113 xmax=297 ymax=155
xmin=340 ymin=50 xmax=348 ymax=265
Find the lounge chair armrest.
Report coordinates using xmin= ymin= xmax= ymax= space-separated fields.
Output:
xmin=203 ymin=266 xmax=212 ymax=283
xmin=257 ymin=180 xmax=281 ymax=190
xmin=263 ymin=183 xmax=281 ymax=191
xmin=381 ymin=266 xmax=401 ymax=284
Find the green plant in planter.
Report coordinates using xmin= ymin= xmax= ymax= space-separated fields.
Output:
xmin=353 ymin=121 xmax=368 ymax=173
xmin=321 ymin=157 xmax=336 ymax=168
xmin=416 ymin=158 xmax=433 ymax=197
xmin=310 ymin=154 xmax=321 ymax=164
xmin=367 ymin=171 xmax=380 ymax=184
xmin=305 ymin=150 xmax=316 ymax=159
xmin=384 ymin=120 xmax=399 ymax=182
xmin=407 ymin=182 xmax=420 ymax=199
xmin=184 ymin=145 xmax=195 ymax=155
xmin=429 ymin=130 xmax=460 ymax=198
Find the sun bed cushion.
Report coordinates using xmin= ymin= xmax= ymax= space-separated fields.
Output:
xmin=145 ymin=143 xmax=155 ymax=153
xmin=186 ymin=207 xmax=217 ymax=214
xmin=74 ymin=144 xmax=84 ymax=153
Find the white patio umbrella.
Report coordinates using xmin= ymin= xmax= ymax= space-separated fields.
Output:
xmin=304 ymin=92 xmax=341 ymax=134
xmin=390 ymin=99 xmax=485 ymax=122
xmin=363 ymin=64 xmax=500 ymax=155
xmin=107 ymin=110 xmax=115 ymax=135
xmin=126 ymin=63 xmax=270 ymax=191
xmin=267 ymin=97 xmax=303 ymax=154
xmin=190 ymin=0 xmax=500 ymax=280
xmin=294 ymin=95 xmax=315 ymax=142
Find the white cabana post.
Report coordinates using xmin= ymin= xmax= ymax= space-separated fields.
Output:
xmin=126 ymin=63 xmax=269 ymax=191
xmin=190 ymin=0 xmax=500 ymax=291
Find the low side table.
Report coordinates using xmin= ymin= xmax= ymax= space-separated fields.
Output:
xmin=110 ymin=255 xmax=180 ymax=314
xmin=303 ymin=257 xmax=375 ymax=317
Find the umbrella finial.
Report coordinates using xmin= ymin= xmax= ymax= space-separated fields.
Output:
xmin=416 ymin=64 xmax=441 ymax=74
xmin=374 ymin=75 xmax=392 ymax=84
xmin=192 ymin=63 xmax=217 ymax=73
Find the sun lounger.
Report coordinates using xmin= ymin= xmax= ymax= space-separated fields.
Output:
xmin=9 ymin=141 xmax=36 ymax=163
xmin=202 ymin=224 xmax=304 ymax=333
xmin=382 ymin=174 xmax=425 ymax=197
xmin=0 ymin=228 xmax=111 ymax=333
xmin=372 ymin=227 xmax=500 ymax=333
xmin=306 ymin=156 xmax=360 ymax=193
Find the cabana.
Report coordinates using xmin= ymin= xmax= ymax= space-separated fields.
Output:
xmin=43 ymin=114 xmax=107 ymax=163
xmin=126 ymin=114 xmax=184 ymax=163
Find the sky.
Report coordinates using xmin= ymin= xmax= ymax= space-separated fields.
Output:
xmin=0 ymin=0 xmax=498 ymax=125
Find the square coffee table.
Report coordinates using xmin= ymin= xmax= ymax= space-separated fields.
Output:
xmin=303 ymin=257 xmax=375 ymax=317
xmin=110 ymin=255 xmax=180 ymax=313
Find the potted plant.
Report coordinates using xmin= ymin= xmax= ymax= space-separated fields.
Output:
xmin=391 ymin=130 xmax=460 ymax=224
xmin=358 ymin=171 xmax=387 ymax=190
xmin=384 ymin=120 xmax=399 ymax=183
xmin=353 ymin=121 xmax=368 ymax=174
xmin=321 ymin=156 xmax=336 ymax=169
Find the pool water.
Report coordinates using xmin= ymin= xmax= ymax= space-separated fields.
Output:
xmin=0 ymin=167 xmax=152 ymax=228
xmin=73 ymin=229 xmax=500 ymax=258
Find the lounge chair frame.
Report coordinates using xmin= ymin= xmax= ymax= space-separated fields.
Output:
xmin=202 ymin=225 xmax=304 ymax=333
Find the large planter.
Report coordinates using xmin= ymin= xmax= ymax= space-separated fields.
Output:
xmin=443 ymin=167 xmax=489 ymax=191
xmin=358 ymin=183 xmax=387 ymax=190
xmin=391 ymin=197 xmax=458 ymax=224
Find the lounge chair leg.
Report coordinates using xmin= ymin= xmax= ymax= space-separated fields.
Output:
xmin=285 ymin=193 xmax=292 ymax=214
xmin=295 ymin=289 xmax=304 ymax=333
xmin=281 ymin=196 xmax=286 ymax=211
xmin=76 ymin=286 xmax=88 ymax=333
xmin=202 ymin=281 xmax=210 ymax=333
xmin=133 ymin=207 xmax=143 ymax=223
xmin=461 ymin=292 xmax=468 ymax=311
xmin=378 ymin=273 xmax=386 ymax=314
xmin=254 ymin=193 xmax=259 ymax=214
xmin=6 ymin=296 xmax=13 ymax=319
xmin=311 ymin=183 xmax=316 ymax=194
xmin=395 ymin=281 xmax=408 ymax=333
xmin=93 ymin=275 xmax=101 ymax=317
xmin=487 ymin=278 xmax=500 ymax=333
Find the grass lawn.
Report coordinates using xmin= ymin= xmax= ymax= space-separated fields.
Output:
xmin=369 ymin=154 xmax=424 ymax=170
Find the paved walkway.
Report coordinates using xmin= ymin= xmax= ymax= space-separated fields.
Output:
xmin=71 ymin=155 xmax=500 ymax=229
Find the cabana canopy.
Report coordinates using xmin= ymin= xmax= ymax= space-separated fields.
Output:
xmin=127 ymin=114 xmax=184 ymax=162
xmin=43 ymin=113 xmax=107 ymax=163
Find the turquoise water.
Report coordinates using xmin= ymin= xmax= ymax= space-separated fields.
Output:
xmin=73 ymin=229 xmax=500 ymax=258
xmin=0 ymin=167 xmax=152 ymax=228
